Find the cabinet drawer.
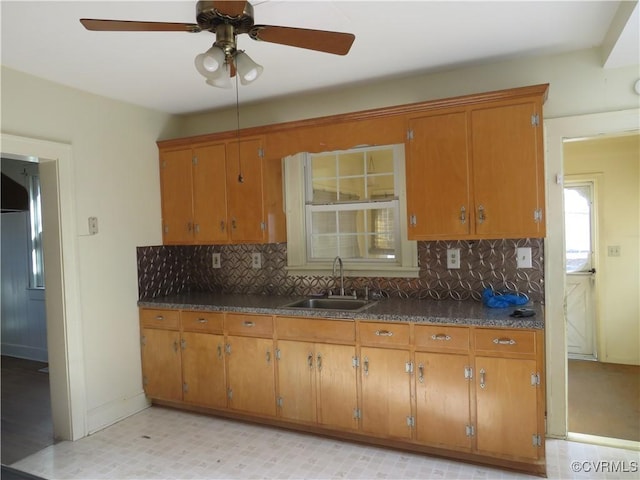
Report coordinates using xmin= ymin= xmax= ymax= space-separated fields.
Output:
xmin=181 ymin=311 xmax=224 ymax=333
xmin=473 ymin=328 xmax=537 ymax=356
xmin=414 ymin=325 xmax=470 ymax=352
xmin=225 ymin=313 xmax=273 ymax=337
xmin=358 ymin=322 xmax=410 ymax=347
xmin=276 ymin=317 xmax=355 ymax=343
xmin=139 ymin=308 xmax=180 ymax=330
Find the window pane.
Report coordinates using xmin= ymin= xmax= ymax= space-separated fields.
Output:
xmin=564 ymin=185 xmax=592 ymax=273
xmin=311 ymin=211 xmax=336 ymax=234
xmin=338 ymin=152 xmax=365 ymax=177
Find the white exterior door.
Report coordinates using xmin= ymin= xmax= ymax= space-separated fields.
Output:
xmin=564 ymin=181 xmax=597 ymax=358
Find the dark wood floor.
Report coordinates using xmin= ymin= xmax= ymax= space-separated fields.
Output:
xmin=1 ymin=356 xmax=55 ymax=466
xmin=568 ymin=359 xmax=640 ymax=442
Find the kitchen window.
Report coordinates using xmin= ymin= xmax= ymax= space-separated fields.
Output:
xmin=285 ymin=144 xmax=418 ymax=277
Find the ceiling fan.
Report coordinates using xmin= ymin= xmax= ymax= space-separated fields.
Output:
xmin=80 ymin=0 xmax=356 ymax=88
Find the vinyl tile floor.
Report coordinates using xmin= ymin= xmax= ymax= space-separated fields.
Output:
xmin=9 ymin=406 xmax=640 ymax=479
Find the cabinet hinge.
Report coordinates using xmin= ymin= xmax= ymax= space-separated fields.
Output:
xmin=531 ymin=114 xmax=540 ymax=126
xmin=466 ymin=425 xmax=475 ymax=437
xmin=161 ymin=160 xmax=167 ymax=169
xmin=225 ymin=344 xmax=231 ymax=355
xmin=276 ymin=397 xmax=284 ymax=408
xmin=409 ymin=214 xmax=417 ymax=227
xmin=532 ymin=434 xmax=542 ymax=447
xmin=352 ymin=356 xmax=360 ymax=368
xmin=258 ymin=147 xmax=264 ymax=158
xmin=405 ymin=362 xmax=414 ymax=374
xmin=183 ymin=382 xmax=188 ymax=393
xmin=534 ymin=208 xmax=543 ymax=223
xmin=464 ymin=366 xmax=473 ymax=379
xmin=531 ymin=372 xmax=541 ymax=386
xmin=142 ymin=376 xmax=148 ymax=386
xmin=406 ymin=416 xmax=415 ymax=428
xmin=406 ymin=129 xmax=414 ymax=140
xmin=140 ymin=335 xmax=146 ymax=346
xmin=180 ymin=338 xmax=187 ymax=350
xmin=227 ymin=388 xmax=233 ymax=400
xmin=353 ymin=408 xmax=361 ymax=419
xmin=275 ymin=348 xmax=281 ymax=360
xmin=260 ymin=221 xmax=266 ymax=231
xmin=163 ymin=225 xmax=169 ymax=234
xmin=192 ymin=156 xmax=198 ymax=165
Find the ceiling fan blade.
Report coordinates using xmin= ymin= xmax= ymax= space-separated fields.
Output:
xmin=249 ymin=25 xmax=355 ymax=55
xmin=211 ymin=1 xmax=249 ymax=18
xmin=80 ymin=19 xmax=201 ymax=33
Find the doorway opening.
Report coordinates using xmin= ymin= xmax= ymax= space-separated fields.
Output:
xmin=563 ymin=133 xmax=640 ymax=444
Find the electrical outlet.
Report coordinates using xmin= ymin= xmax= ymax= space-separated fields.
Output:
xmin=607 ymin=245 xmax=621 ymax=257
xmin=517 ymin=247 xmax=532 ymax=268
xmin=446 ymin=248 xmax=460 ymax=269
xmin=251 ymin=252 xmax=262 ymax=269
xmin=212 ymin=253 xmax=221 ymax=269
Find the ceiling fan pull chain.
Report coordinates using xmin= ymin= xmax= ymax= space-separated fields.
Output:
xmin=235 ymin=72 xmax=244 ymax=183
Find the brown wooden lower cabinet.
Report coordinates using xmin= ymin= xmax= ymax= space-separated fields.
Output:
xmin=139 ymin=308 xmax=545 ymax=475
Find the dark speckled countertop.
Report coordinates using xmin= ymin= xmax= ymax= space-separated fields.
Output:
xmin=138 ymin=292 xmax=544 ymax=329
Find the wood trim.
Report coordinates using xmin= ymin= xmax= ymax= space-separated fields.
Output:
xmin=157 ymin=84 xmax=549 ymax=149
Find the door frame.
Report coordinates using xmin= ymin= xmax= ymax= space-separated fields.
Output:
xmin=1 ymin=133 xmax=87 ymax=441
xmin=544 ymin=109 xmax=639 ymax=439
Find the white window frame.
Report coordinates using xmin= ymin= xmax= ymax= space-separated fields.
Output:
xmin=285 ymin=144 xmax=418 ymax=277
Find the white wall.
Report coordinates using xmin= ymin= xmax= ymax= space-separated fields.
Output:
xmin=1 ymin=66 xmax=182 ymax=435
xmin=179 ymin=48 xmax=640 ymax=137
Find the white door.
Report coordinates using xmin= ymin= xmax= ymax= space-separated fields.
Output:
xmin=564 ymin=181 xmax=597 ymax=358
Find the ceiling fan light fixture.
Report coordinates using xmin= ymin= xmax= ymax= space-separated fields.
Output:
xmin=201 ymin=44 xmax=226 ymax=72
xmin=205 ymin=63 xmax=232 ymax=89
xmin=234 ymin=51 xmax=263 ymax=85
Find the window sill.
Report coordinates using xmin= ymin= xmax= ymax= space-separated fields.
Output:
xmin=286 ymin=264 xmax=420 ymax=278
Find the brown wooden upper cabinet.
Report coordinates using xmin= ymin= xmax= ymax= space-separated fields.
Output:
xmin=406 ymin=92 xmax=546 ymax=240
xmin=159 ymin=136 xmax=285 ymax=245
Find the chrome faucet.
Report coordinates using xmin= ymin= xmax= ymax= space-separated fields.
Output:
xmin=332 ymin=256 xmax=345 ymax=297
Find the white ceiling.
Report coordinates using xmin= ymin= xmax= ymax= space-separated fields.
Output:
xmin=2 ymin=1 xmax=638 ymax=115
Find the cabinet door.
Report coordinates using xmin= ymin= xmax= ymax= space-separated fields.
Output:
xmin=181 ymin=332 xmax=226 ymax=408
xmin=360 ymin=347 xmax=413 ymax=439
xmin=471 ymin=101 xmax=543 ymax=238
xmin=316 ymin=343 xmax=358 ymax=431
xmin=475 ymin=356 xmax=539 ymax=460
xmin=226 ymin=137 xmax=265 ymax=243
xmin=160 ymin=148 xmax=194 ymax=244
xmin=192 ymin=144 xmax=228 ymax=244
xmin=226 ymin=335 xmax=276 ymax=416
xmin=141 ymin=328 xmax=182 ymax=401
xmin=415 ymin=352 xmax=471 ymax=451
xmin=406 ymin=111 xmax=470 ymax=239
xmin=276 ymin=340 xmax=317 ymax=423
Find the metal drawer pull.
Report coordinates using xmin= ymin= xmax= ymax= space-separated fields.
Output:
xmin=431 ymin=334 xmax=452 ymax=341
xmin=243 ymin=321 xmax=255 ymax=327
xmin=493 ymin=338 xmax=516 ymax=345
xmin=375 ymin=330 xmax=393 ymax=337
xmin=155 ymin=316 xmax=164 ymax=321
xmin=197 ymin=318 xmax=208 ymax=324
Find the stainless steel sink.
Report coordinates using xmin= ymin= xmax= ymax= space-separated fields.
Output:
xmin=280 ymin=297 xmax=377 ymax=312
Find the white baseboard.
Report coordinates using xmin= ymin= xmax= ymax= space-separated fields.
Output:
xmin=86 ymin=391 xmax=151 ymax=436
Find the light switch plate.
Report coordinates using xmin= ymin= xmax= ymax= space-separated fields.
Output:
xmin=251 ymin=252 xmax=262 ymax=269
xmin=88 ymin=217 xmax=98 ymax=235
xmin=212 ymin=253 xmax=221 ymax=269
xmin=446 ymin=248 xmax=461 ymax=269
xmin=517 ymin=247 xmax=532 ymax=268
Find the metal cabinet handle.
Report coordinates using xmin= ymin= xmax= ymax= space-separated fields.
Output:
xmin=217 ymin=344 xmax=222 ymax=359
xmin=363 ymin=356 xmax=369 ymax=376
xmin=460 ymin=206 xmax=466 ymax=224
xmin=197 ymin=318 xmax=208 ymax=324
xmin=317 ymin=353 xmax=322 ymax=371
xmin=173 ymin=340 xmax=179 ymax=353
xmin=477 ymin=205 xmax=486 ymax=224
xmin=418 ymin=363 xmax=425 ymax=383
xmin=431 ymin=334 xmax=452 ymax=341
xmin=243 ymin=321 xmax=255 ymax=328
xmin=307 ymin=353 xmax=313 ymax=369
xmin=194 ymin=223 xmax=200 ymax=234
xmin=479 ymin=368 xmax=486 ymax=389
xmin=493 ymin=338 xmax=516 ymax=345
xmin=375 ymin=330 xmax=393 ymax=337
xmin=266 ymin=350 xmax=271 ymax=364
xmin=187 ymin=222 xmax=193 ymax=232
xmin=220 ymin=220 xmax=226 ymax=232
xmin=231 ymin=218 xmax=237 ymax=230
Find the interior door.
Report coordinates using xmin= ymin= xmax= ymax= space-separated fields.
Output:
xmin=564 ymin=181 xmax=597 ymax=358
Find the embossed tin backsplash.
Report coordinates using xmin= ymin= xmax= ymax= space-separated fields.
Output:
xmin=137 ymin=239 xmax=544 ymax=302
